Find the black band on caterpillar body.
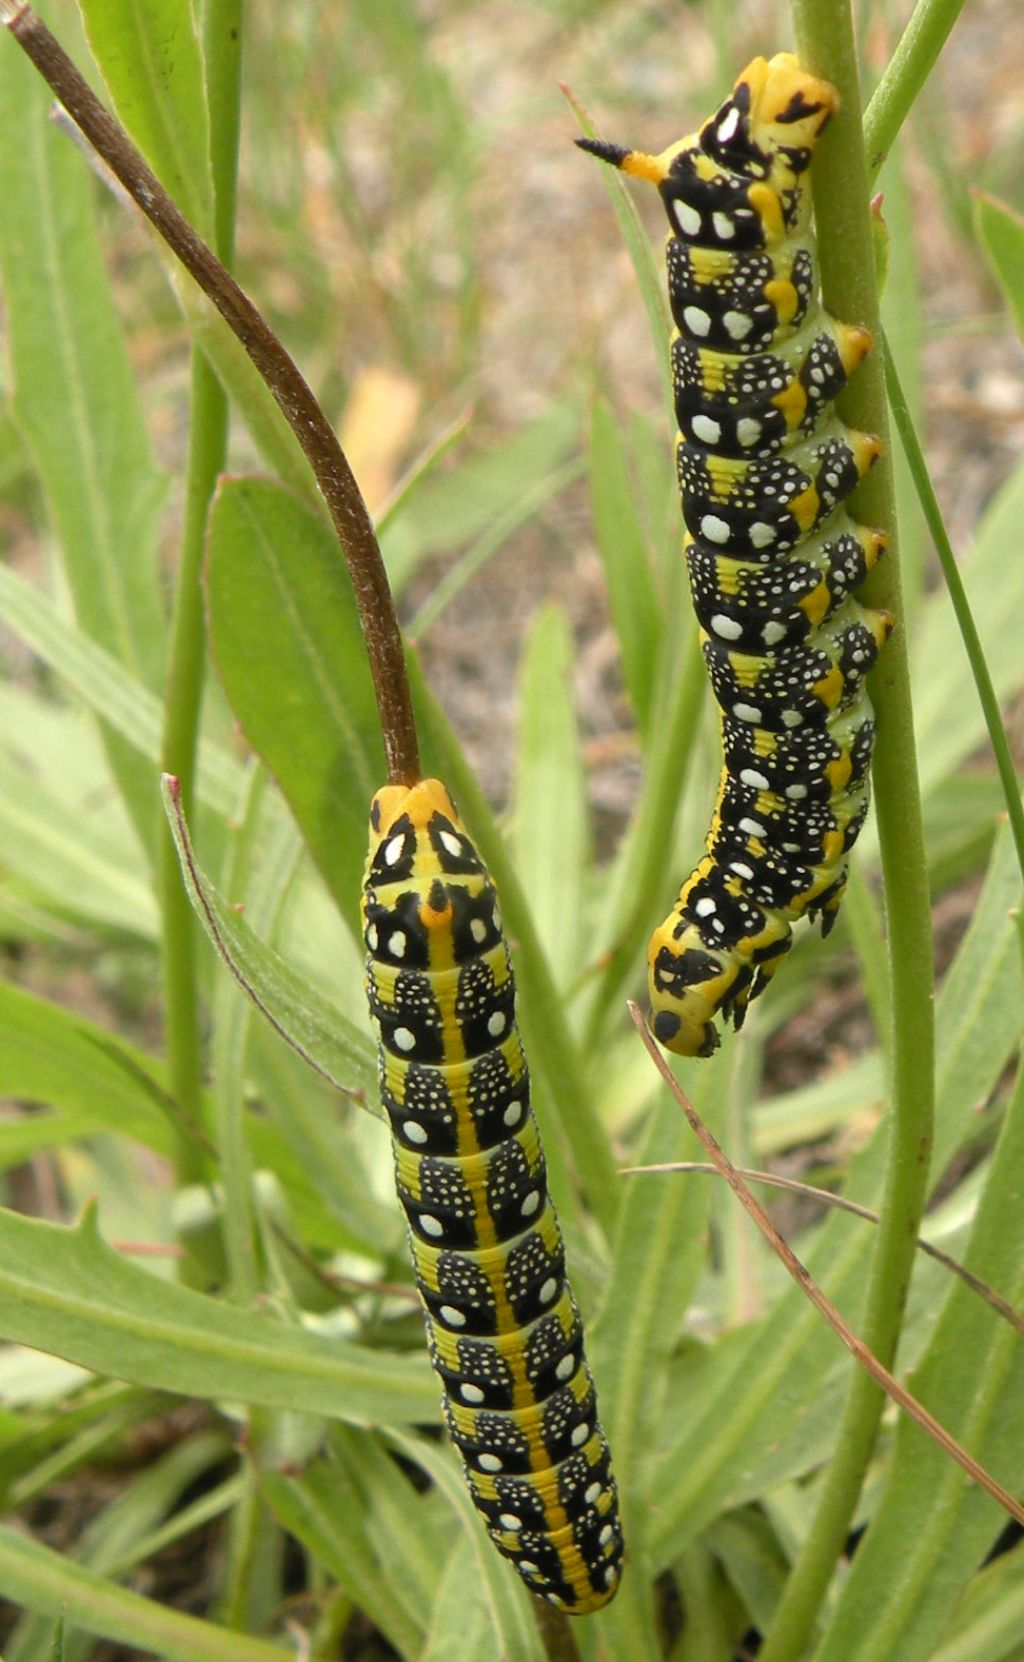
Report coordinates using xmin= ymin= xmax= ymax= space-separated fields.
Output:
xmin=579 ymin=52 xmax=893 ymax=1058
xmin=362 ymin=778 xmax=623 ymax=1613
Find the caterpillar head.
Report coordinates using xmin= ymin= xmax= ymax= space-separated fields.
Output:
xmin=577 ymin=53 xmax=837 ymax=248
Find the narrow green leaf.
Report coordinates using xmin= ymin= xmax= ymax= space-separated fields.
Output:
xmin=423 ymin=1538 xmax=505 ymax=1662
xmin=930 ymin=1542 xmax=1024 ymax=1662
xmin=261 ymin=1458 xmax=424 ymax=1660
xmin=380 ymin=401 xmax=579 ymax=597
xmin=0 ymin=1204 xmax=435 ymax=1423
xmin=0 ymin=1523 xmax=290 ymax=1662
xmin=161 ymin=774 xmax=378 ymax=1104
xmin=0 ymin=748 xmax=157 ymax=938
xmin=205 ymin=476 xmax=384 ymax=928
xmin=384 ymin=1428 xmax=546 ymax=1661
xmin=912 ymin=454 xmax=1024 ymax=801
xmin=811 ymin=1049 xmax=1024 ymax=1662
xmin=588 ymin=395 xmax=663 ymax=733
xmin=0 ymin=563 xmax=245 ymax=819
xmin=563 ymin=83 xmax=673 ymax=409
xmin=0 ymin=981 xmax=170 ymax=1151
xmin=79 ymin=0 xmax=214 ymax=239
xmin=509 ymin=605 xmax=589 ymax=990
xmin=0 ymin=38 xmax=168 ymax=850
xmin=974 ymin=191 xmax=1024 ymax=342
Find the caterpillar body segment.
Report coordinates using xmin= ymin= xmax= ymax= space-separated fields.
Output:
xmin=580 ymin=53 xmax=891 ymax=1057
xmin=362 ymin=779 xmax=623 ymax=1612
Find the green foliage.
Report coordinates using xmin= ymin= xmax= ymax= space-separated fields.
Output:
xmin=1 ymin=1 xmax=1023 ymax=1659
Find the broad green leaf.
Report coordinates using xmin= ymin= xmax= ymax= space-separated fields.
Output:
xmin=162 ymin=774 xmax=378 ymax=1103
xmin=588 ymin=395 xmax=663 ymax=734
xmin=205 ymin=476 xmax=384 ymax=928
xmin=811 ymin=1052 xmax=1024 ymax=1662
xmin=0 ymin=1522 xmax=290 ymax=1662
xmin=974 ymin=191 xmax=1024 ymax=342
xmin=509 ymin=605 xmax=589 ymax=990
xmin=0 ymin=1203 xmax=434 ymax=1423
xmin=80 ymin=0 xmax=214 ymax=239
xmin=0 ymin=38 xmax=168 ymax=851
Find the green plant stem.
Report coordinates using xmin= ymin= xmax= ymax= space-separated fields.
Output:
xmin=759 ymin=6 xmax=936 ymax=1659
xmin=862 ymin=0 xmax=967 ymax=179
xmin=884 ymin=339 xmax=1024 ymax=890
xmin=158 ymin=8 xmax=243 ymax=1190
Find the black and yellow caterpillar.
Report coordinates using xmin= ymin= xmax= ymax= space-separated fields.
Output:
xmin=362 ymin=778 xmax=623 ymax=1613
xmin=580 ymin=53 xmax=892 ymax=1057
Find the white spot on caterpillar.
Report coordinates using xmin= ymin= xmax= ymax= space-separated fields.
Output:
xmin=521 ymin=1190 xmax=541 ymax=1219
xmin=556 ymin=1353 xmax=575 ymax=1380
xmin=740 ymin=768 xmax=770 ymax=790
xmin=712 ymin=211 xmax=735 ymax=240
xmin=786 ymin=783 xmax=808 ymax=800
xmin=440 ymin=1304 xmax=466 ymax=1327
xmin=499 ymin=1513 xmax=522 ymax=1531
xmin=419 ymin=1214 xmax=444 ymax=1238
xmin=460 ymin=1383 xmax=485 ymax=1403
xmin=585 ymin=1481 xmax=603 ymax=1506
xmin=519 ymin=1559 xmax=539 ymax=1575
xmin=692 ymin=414 xmax=722 ymax=445
xmin=695 ymin=897 xmax=717 ymax=917
xmin=439 ymin=829 xmax=463 ymax=856
xmin=730 ymin=862 xmax=755 ymax=881
xmin=487 ymin=1010 xmax=507 ymax=1038
xmin=384 ymin=834 xmax=405 ymax=866
xmin=478 ymin=1452 xmax=503 ymax=1472
xmin=470 ymin=917 xmax=488 ymax=943
xmin=750 ymin=521 xmax=777 ymax=547
xmin=711 ymin=612 xmax=743 ymax=640
xmin=733 ymin=702 xmax=762 ymax=723
xmin=739 ymin=818 xmax=766 ymax=837
xmin=389 ymin=931 xmax=407 ymax=958
xmin=605 ymin=1565 xmax=619 ymax=1586
xmin=404 ymin=1120 xmax=428 ymax=1144
xmin=599 ymin=1523 xmax=615 ymax=1546
xmin=737 ymin=418 xmax=763 ymax=447
xmin=393 ymin=1027 xmax=416 ymax=1052
xmin=723 ymin=310 xmax=753 ymax=340
xmin=683 ymin=304 xmax=712 ymax=337
xmin=674 ymin=199 xmax=702 ymax=236
xmin=571 ymin=1422 xmax=591 ymax=1447
xmin=701 ymin=514 xmax=731 ymax=544
xmin=716 ymin=108 xmax=740 ymax=143
xmin=762 ymin=621 xmax=788 ymax=645
xmin=503 ymin=1101 xmax=523 ymax=1127
xmin=539 ymin=1276 xmax=558 ymax=1304
xmin=366 ymin=923 xmax=378 ymax=950
xmin=782 ymin=709 xmax=804 ymax=728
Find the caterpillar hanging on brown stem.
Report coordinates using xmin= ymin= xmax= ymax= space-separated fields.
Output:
xmin=362 ymin=778 xmax=623 ymax=1614
xmin=579 ymin=52 xmax=892 ymax=1057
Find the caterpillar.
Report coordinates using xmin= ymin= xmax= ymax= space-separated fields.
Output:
xmin=362 ymin=777 xmax=624 ymax=1614
xmin=580 ymin=52 xmax=892 ymax=1057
